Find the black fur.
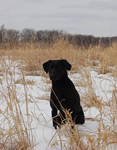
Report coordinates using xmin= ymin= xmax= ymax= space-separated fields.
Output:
xmin=43 ymin=59 xmax=85 ymax=129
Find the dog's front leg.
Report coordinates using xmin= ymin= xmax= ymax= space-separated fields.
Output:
xmin=52 ymin=109 xmax=61 ymax=129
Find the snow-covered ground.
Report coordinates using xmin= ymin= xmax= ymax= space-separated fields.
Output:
xmin=0 ymin=59 xmax=117 ymax=150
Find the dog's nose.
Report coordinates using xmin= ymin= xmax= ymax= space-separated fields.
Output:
xmin=50 ymin=74 xmax=56 ymax=80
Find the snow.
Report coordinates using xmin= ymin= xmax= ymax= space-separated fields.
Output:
xmin=0 ymin=59 xmax=117 ymax=149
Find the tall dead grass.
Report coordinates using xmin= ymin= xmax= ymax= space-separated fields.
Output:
xmin=0 ymin=60 xmax=35 ymax=150
xmin=1 ymin=39 xmax=117 ymax=74
xmin=0 ymin=40 xmax=117 ymax=149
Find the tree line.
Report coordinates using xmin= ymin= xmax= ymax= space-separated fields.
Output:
xmin=0 ymin=25 xmax=117 ymax=48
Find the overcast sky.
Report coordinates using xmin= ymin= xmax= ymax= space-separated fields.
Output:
xmin=0 ymin=0 xmax=117 ymax=37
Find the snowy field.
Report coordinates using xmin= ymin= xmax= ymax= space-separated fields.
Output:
xmin=0 ymin=58 xmax=117 ymax=150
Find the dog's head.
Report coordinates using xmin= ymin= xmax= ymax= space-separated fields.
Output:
xmin=43 ymin=59 xmax=71 ymax=81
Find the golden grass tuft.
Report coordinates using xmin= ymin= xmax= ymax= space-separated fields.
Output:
xmin=15 ymin=78 xmax=35 ymax=85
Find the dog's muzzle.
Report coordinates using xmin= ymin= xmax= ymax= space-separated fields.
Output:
xmin=50 ymin=74 xmax=56 ymax=81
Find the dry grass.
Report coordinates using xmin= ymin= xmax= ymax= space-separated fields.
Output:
xmin=76 ymin=68 xmax=101 ymax=109
xmin=15 ymin=78 xmax=35 ymax=85
xmin=0 ymin=60 xmax=36 ymax=150
xmin=1 ymin=39 xmax=117 ymax=74
xmin=0 ymin=40 xmax=117 ymax=149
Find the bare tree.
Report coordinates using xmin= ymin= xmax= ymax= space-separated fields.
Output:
xmin=21 ymin=29 xmax=37 ymax=43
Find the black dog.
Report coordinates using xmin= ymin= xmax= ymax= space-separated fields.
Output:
xmin=43 ymin=59 xmax=85 ymax=129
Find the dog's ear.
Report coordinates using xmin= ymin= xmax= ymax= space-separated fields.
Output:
xmin=43 ymin=60 xmax=51 ymax=73
xmin=61 ymin=59 xmax=71 ymax=71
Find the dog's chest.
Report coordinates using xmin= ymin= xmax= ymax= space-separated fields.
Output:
xmin=51 ymin=86 xmax=64 ymax=100
xmin=51 ymin=86 xmax=71 ymax=108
